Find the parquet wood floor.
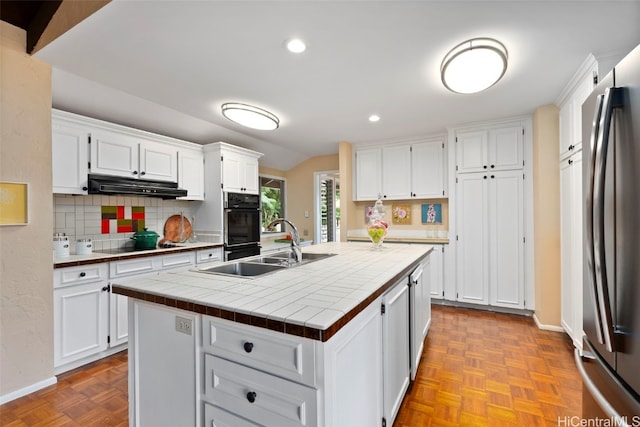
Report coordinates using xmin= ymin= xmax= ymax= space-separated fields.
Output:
xmin=395 ymin=305 xmax=582 ymax=427
xmin=0 ymin=305 xmax=582 ymax=426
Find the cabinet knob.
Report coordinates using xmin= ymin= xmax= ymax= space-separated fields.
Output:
xmin=243 ymin=342 xmax=254 ymax=353
xmin=490 ymin=164 xmax=495 ymax=169
xmin=79 ymin=272 xmax=86 ymax=277
xmin=569 ymin=144 xmax=574 ymax=151
xmin=132 ymin=171 xmax=138 ymax=175
xmin=208 ymin=253 xmax=213 ymax=258
xmin=102 ymin=285 xmax=110 ymax=292
xmin=483 ymin=165 xmax=488 ymax=169
xmin=483 ymin=176 xmax=487 ymax=179
xmin=246 ymin=391 xmax=257 ymax=403
xmin=140 ymin=171 xmax=146 ymax=176
xmin=411 ymin=193 xmax=416 ymax=197
xmin=568 ymin=159 xmax=573 ymax=165
xmin=82 ymin=186 xmax=88 ymax=191
xmin=491 ymin=175 xmax=495 ymax=179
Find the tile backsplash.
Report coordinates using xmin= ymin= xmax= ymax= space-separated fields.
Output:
xmin=53 ymin=195 xmax=215 ymax=252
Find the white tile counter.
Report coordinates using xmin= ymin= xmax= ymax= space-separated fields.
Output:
xmin=112 ymin=241 xmax=432 ymax=341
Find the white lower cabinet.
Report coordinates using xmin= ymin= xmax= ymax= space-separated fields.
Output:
xmin=53 ymin=264 xmax=110 ymax=372
xmin=410 ymin=258 xmax=431 ymax=380
xmin=429 ymin=244 xmax=445 ymax=299
xmin=382 ymin=278 xmax=411 ymax=426
xmin=129 ymin=301 xmax=199 ymax=427
xmin=128 ymin=256 xmax=432 ymax=426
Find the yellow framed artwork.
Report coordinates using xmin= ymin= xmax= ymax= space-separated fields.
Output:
xmin=0 ymin=182 xmax=29 ymax=225
xmin=391 ymin=204 xmax=411 ymax=224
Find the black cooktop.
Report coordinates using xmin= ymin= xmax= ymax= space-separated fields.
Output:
xmin=95 ymin=243 xmax=179 ymax=255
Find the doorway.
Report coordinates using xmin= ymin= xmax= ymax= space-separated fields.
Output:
xmin=314 ymin=171 xmax=340 ymax=244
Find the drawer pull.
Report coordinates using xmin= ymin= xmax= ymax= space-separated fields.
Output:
xmin=246 ymin=391 xmax=257 ymax=403
xmin=243 ymin=342 xmax=254 ymax=353
xmin=79 ymin=272 xmax=86 ymax=277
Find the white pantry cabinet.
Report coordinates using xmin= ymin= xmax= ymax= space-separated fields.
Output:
xmin=455 ymin=125 xmax=523 ymax=174
xmin=410 ymin=258 xmax=431 ymax=381
xmin=354 ymin=137 xmax=446 ymax=201
xmin=560 ymin=153 xmax=583 ymax=350
xmin=177 ymin=147 xmax=204 ymax=200
xmin=90 ymin=128 xmax=178 ymax=182
xmin=52 ymin=120 xmax=90 ymax=194
xmin=53 ymin=263 xmax=110 ymax=371
xmin=456 ymin=170 xmax=525 ymax=308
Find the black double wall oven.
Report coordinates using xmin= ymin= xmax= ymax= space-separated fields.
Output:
xmin=224 ymin=192 xmax=261 ymax=261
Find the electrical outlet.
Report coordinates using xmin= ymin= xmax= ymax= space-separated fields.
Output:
xmin=303 ymin=229 xmax=309 ymax=236
xmin=175 ymin=316 xmax=193 ymax=335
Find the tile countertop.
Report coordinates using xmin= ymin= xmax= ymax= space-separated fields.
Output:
xmin=112 ymin=241 xmax=432 ymax=342
xmin=54 ymin=242 xmax=223 ymax=268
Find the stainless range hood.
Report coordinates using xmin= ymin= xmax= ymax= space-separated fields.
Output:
xmin=88 ymin=174 xmax=187 ymax=199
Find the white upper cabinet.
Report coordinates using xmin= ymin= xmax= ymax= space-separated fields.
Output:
xmin=178 ymin=148 xmax=205 ymax=200
xmin=456 ymin=126 xmax=523 ymax=173
xmin=382 ymin=145 xmax=412 ymax=199
xmin=558 ymin=57 xmax=597 ymax=159
xmin=411 ymin=140 xmax=446 ymax=198
xmin=90 ymin=129 xmax=178 ymax=182
xmin=354 ymin=137 xmax=446 ymax=201
xmin=52 ymin=120 xmax=90 ymax=194
xmin=355 ymin=148 xmax=383 ymax=201
xmin=221 ymin=147 xmax=260 ymax=194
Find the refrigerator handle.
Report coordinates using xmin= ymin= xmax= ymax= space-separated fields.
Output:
xmin=586 ymin=93 xmax=605 ymax=345
xmin=592 ymin=87 xmax=624 ymax=353
xmin=574 ymin=349 xmax=625 ymax=421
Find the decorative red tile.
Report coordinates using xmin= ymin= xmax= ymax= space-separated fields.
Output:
xmin=117 ymin=206 xmax=125 ymax=219
xmin=101 ymin=220 xmax=111 ymax=234
xmin=132 ymin=212 xmax=145 ymax=220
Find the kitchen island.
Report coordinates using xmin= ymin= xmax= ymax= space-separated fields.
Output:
xmin=113 ymin=241 xmax=432 ymax=427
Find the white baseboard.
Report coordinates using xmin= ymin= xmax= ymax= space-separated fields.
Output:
xmin=0 ymin=376 xmax=57 ymax=405
xmin=533 ymin=313 xmax=565 ymax=332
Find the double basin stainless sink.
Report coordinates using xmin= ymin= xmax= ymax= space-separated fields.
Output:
xmin=195 ymin=251 xmax=335 ymax=278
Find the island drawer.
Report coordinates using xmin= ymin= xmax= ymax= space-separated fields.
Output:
xmin=202 ymin=315 xmax=316 ymax=386
xmin=204 ymin=355 xmax=317 ymax=427
xmin=203 ymin=402 xmax=260 ymax=427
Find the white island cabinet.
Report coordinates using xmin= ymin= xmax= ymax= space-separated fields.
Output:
xmin=119 ymin=242 xmax=433 ymax=427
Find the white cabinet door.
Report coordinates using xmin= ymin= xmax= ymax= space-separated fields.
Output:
xmin=559 ymin=102 xmax=574 ymax=157
xmin=412 ymin=140 xmax=445 ymax=198
xmin=429 ymin=245 xmax=445 ymax=299
xmin=242 ymin=156 xmax=260 ymax=194
xmin=178 ymin=148 xmax=204 ymax=200
xmin=110 ymin=293 xmax=129 ymax=347
xmin=457 ymin=126 xmax=523 ymax=173
xmin=139 ymin=139 xmax=178 ymax=182
xmin=488 ymin=126 xmax=524 ymax=171
xmin=130 ymin=301 xmax=199 ymax=427
xmin=410 ymin=258 xmax=431 ymax=381
xmin=456 ymin=173 xmax=489 ymax=305
xmin=355 ymin=148 xmax=382 ymax=201
xmin=52 ymin=121 xmax=89 ymax=194
xmin=382 ymin=279 xmax=410 ymax=427
xmin=560 ymin=153 xmax=583 ymax=349
xmin=54 ymin=282 xmax=109 ymax=367
xmin=221 ymin=149 xmax=260 ymax=194
xmin=382 ymin=144 xmax=411 ymax=199
xmin=456 ymin=130 xmax=487 ymax=173
xmin=488 ymin=171 xmax=524 ymax=309
xmin=90 ymin=129 xmax=140 ymax=178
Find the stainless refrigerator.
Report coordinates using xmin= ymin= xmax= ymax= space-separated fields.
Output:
xmin=578 ymin=43 xmax=640 ymax=421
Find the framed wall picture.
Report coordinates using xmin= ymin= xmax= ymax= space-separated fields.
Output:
xmin=421 ymin=203 xmax=442 ymax=224
xmin=0 ymin=182 xmax=29 ymax=225
xmin=392 ymin=204 xmax=411 ymax=224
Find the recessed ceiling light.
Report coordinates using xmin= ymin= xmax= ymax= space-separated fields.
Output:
xmin=286 ymin=38 xmax=306 ymax=53
xmin=369 ymin=115 xmax=380 ymax=122
xmin=221 ymin=103 xmax=279 ymax=130
xmin=441 ymin=38 xmax=508 ymax=94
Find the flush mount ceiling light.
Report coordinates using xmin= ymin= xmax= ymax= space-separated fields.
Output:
xmin=221 ymin=103 xmax=279 ymax=130
xmin=441 ymin=38 xmax=508 ymax=94
xmin=368 ymin=114 xmax=380 ymax=122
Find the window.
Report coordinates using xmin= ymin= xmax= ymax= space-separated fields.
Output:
xmin=260 ymin=176 xmax=285 ymax=233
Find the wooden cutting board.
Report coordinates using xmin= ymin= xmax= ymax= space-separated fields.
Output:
xmin=163 ymin=215 xmax=192 ymax=243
